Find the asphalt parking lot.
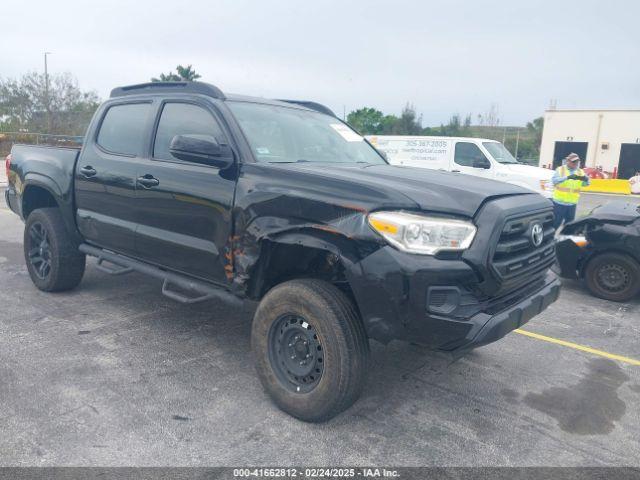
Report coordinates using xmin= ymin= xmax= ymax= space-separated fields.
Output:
xmin=0 ymin=191 xmax=639 ymax=466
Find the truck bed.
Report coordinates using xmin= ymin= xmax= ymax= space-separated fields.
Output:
xmin=5 ymin=144 xmax=81 ymax=237
xmin=8 ymin=144 xmax=80 ymax=196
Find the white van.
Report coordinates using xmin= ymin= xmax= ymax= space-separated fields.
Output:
xmin=367 ymin=136 xmax=554 ymax=198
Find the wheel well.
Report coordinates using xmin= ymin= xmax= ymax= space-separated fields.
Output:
xmin=580 ymin=249 xmax=640 ymax=277
xmin=248 ymin=241 xmax=358 ymax=306
xmin=22 ymin=186 xmax=58 ymax=219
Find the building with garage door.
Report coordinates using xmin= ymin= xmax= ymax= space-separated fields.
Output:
xmin=538 ymin=109 xmax=640 ymax=179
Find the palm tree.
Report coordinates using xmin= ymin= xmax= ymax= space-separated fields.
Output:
xmin=151 ymin=65 xmax=201 ymax=83
xmin=175 ymin=65 xmax=201 ymax=81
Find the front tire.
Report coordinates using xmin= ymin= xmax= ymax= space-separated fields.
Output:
xmin=252 ymin=279 xmax=369 ymax=422
xmin=24 ymin=208 xmax=86 ymax=292
xmin=584 ymin=252 xmax=640 ymax=302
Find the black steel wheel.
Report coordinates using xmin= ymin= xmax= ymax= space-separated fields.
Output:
xmin=268 ymin=314 xmax=324 ymax=393
xmin=27 ymin=222 xmax=52 ymax=280
xmin=252 ymin=279 xmax=369 ymax=422
xmin=24 ymin=208 xmax=86 ymax=292
xmin=585 ymin=252 xmax=640 ymax=302
xmin=596 ymin=263 xmax=630 ymax=293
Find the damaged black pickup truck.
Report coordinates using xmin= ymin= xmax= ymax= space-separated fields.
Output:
xmin=5 ymin=81 xmax=560 ymax=421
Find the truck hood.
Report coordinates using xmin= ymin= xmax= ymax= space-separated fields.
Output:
xmin=279 ymin=163 xmax=533 ymax=218
xmin=501 ymin=163 xmax=554 ymax=180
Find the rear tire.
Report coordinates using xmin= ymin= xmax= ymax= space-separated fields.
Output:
xmin=252 ymin=279 xmax=369 ymax=422
xmin=584 ymin=252 xmax=640 ymax=302
xmin=24 ymin=208 xmax=86 ymax=292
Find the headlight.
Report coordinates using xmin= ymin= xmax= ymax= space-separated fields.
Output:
xmin=556 ymin=234 xmax=588 ymax=247
xmin=368 ymin=211 xmax=477 ymax=255
xmin=540 ymin=179 xmax=553 ymax=191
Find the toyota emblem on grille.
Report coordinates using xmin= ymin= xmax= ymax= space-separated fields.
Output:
xmin=531 ymin=223 xmax=544 ymax=247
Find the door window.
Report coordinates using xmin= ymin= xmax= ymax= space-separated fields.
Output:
xmin=97 ymin=103 xmax=151 ymax=156
xmin=153 ymin=103 xmax=226 ymax=161
xmin=454 ymin=142 xmax=490 ymax=168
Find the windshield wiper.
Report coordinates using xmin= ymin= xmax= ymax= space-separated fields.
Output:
xmin=267 ymin=159 xmax=313 ymax=164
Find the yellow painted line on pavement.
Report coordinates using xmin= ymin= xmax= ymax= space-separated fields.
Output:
xmin=514 ymin=329 xmax=640 ymax=366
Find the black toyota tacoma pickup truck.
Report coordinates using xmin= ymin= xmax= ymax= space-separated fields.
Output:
xmin=5 ymin=81 xmax=560 ymax=421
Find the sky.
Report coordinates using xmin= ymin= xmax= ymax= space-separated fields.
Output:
xmin=2 ymin=0 xmax=639 ymax=126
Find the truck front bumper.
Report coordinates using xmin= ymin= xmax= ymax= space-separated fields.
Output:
xmin=349 ymin=245 xmax=561 ymax=354
xmin=450 ymin=273 xmax=560 ymax=354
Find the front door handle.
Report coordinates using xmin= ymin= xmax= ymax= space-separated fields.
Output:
xmin=79 ymin=166 xmax=97 ymax=177
xmin=137 ymin=174 xmax=159 ymax=188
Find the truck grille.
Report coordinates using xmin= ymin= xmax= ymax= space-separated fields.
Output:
xmin=491 ymin=210 xmax=555 ymax=290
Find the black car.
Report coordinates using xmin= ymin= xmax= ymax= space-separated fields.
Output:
xmin=556 ymin=201 xmax=640 ymax=302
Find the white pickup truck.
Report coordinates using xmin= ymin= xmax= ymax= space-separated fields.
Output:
xmin=368 ymin=135 xmax=554 ymax=198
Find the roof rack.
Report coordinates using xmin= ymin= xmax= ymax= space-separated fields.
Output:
xmin=278 ymin=99 xmax=335 ymax=117
xmin=110 ymin=81 xmax=225 ymax=99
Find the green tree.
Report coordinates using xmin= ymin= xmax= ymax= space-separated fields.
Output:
xmin=526 ymin=116 xmax=544 ymax=145
xmin=442 ymin=114 xmax=461 ymax=136
xmin=380 ymin=114 xmax=399 ymax=134
xmin=430 ymin=113 xmax=472 ymax=137
xmin=391 ymin=103 xmax=422 ymax=135
xmin=152 ymin=64 xmax=202 ymax=82
xmin=462 ymin=114 xmax=472 ymax=136
xmin=151 ymin=72 xmax=182 ymax=82
xmin=519 ymin=116 xmax=544 ymax=163
xmin=0 ymin=72 xmax=100 ymax=134
xmin=346 ymin=107 xmax=385 ymax=134
xmin=347 ymin=103 xmax=425 ymax=136
xmin=176 ymin=65 xmax=201 ymax=81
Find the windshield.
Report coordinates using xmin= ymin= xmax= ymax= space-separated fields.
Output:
xmin=483 ymin=142 xmax=519 ymax=164
xmin=228 ymin=101 xmax=387 ymax=165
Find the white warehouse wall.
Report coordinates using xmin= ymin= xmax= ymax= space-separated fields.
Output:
xmin=539 ymin=110 xmax=640 ymax=173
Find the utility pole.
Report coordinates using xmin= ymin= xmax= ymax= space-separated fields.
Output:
xmin=44 ymin=51 xmax=52 ymax=133
xmin=514 ymin=129 xmax=520 ymax=160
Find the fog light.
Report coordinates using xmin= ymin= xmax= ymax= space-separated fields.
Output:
xmin=427 ymin=287 xmax=460 ymax=314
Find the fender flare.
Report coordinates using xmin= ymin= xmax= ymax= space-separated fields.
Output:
xmin=21 ymin=175 xmax=81 ymax=244
xmin=22 ymin=173 xmax=64 ymax=199
xmin=266 ymin=227 xmax=362 ymax=265
xmin=241 ymin=226 xmax=369 ymax=299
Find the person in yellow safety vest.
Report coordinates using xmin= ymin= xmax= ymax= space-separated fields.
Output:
xmin=552 ymin=152 xmax=590 ymax=229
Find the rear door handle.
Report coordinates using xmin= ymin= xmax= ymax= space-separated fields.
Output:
xmin=137 ymin=174 xmax=159 ymax=188
xmin=79 ymin=166 xmax=97 ymax=177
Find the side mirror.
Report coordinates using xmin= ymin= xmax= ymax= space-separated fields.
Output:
xmin=169 ymin=134 xmax=234 ymax=168
xmin=473 ymin=158 xmax=491 ymax=169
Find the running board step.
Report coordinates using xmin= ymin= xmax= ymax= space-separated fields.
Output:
xmin=96 ymin=257 xmax=134 ymax=276
xmin=79 ymin=244 xmax=242 ymax=306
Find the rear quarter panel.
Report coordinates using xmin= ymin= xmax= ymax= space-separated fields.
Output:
xmin=8 ymin=144 xmax=80 ymax=238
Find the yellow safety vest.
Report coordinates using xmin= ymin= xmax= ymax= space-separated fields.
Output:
xmin=552 ymin=165 xmax=586 ymax=204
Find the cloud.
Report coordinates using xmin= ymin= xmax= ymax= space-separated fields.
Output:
xmin=2 ymin=0 xmax=639 ymax=125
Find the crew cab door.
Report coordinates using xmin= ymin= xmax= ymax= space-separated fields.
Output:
xmin=133 ymin=100 xmax=236 ymax=284
xmin=75 ymin=101 xmax=153 ymax=256
xmin=451 ymin=141 xmax=494 ymax=179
